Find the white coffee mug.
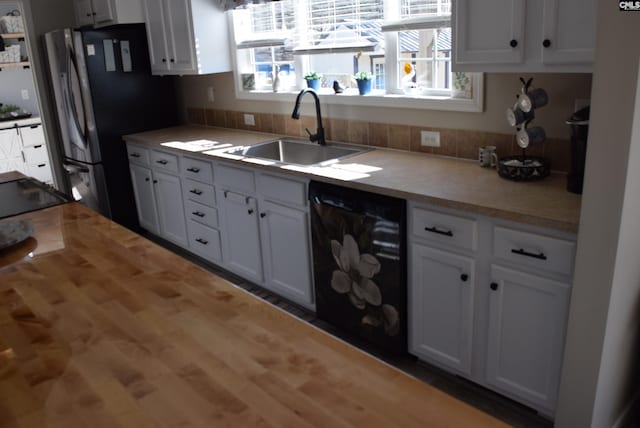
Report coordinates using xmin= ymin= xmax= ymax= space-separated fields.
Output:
xmin=479 ymin=145 xmax=498 ymax=168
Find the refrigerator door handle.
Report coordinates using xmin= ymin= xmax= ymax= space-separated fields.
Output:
xmin=63 ymin=47 xmax=89 ymax=149
xmin=62 ymin=159 xmax=90 ymax=174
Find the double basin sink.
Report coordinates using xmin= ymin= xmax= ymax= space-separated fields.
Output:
xmin=223 ymin=139 xmax=368 ymax=166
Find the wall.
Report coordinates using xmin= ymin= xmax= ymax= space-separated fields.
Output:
xmin=0 ymin=2 xmax=39 ymax=114
xmin=177 ymin=71 xmax=592 ymax=139
xmin=555 ymin=0 xmax=640 ymax=426
xmin=177 ymin=71 xmax=591 ymax=172
xmin=20 ymin=0 xmax=75 ymax=188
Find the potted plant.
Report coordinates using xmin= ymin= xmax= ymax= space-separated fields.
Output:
xmin=453 ymin=72 xmax=472 ymax=98
xmin=304 ymin=71 xmax=322 ymax=91
xmin=354 ymin=71 xmax=373 ymax=95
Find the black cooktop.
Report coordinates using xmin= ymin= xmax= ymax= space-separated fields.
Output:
xmin=0 ymin=178 xmax=69 ymax=219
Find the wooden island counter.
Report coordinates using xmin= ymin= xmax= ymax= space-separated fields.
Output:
xmin=0 ymin=202 xmax=507 ymax=427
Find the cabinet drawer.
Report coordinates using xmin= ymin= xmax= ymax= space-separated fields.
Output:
xmin=493 ymin=227 xmax=575 ymax=276
xmin=150 ymin=150 xmax=179 ymax=173
xmin=411 ymin=207 xmax=477 ymax=251
xmin=27 ymin=162 xmax=52 ymax=183
xmin=185 ymin=200 xmax=218 ymax=228
xmin=216 ymin=163 xmax=255 ymax=193
xmin=181 ymin=156 xmax=214 ymax=184
xmin=23 ymin=143 xmax=48 ymax=165
xmin=258 ymin=173 xmax=306 ymax=207
xmin=183 ymin=179 xmax=215 ymax=207
xmin=19 ymin=124 xmax=45 ymax=147
xmin=187 ymin=220 xmax=222 ymax=262
xmin=127 ymin=144 xmax=150 ymax=166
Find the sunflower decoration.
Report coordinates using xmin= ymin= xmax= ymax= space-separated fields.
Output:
xmin=403 ymin=62 xmax=413 ymax=75
xmin=401 ymin=62 xmax=417 ymax=93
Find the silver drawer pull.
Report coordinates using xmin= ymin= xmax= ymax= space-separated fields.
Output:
xmin=424 ymin=226 xmax=453 ymax=237
xmin=195 ymin=238 xmax=208 ymax=245
xmin=192 ymin=211 xmax=205 ymax=218
xmin=189 ymin=189 xmax=203 ymax=195
xmin=156 ymin=159 xmax=168 ymax=165
xmin=511 ymin=248 xmax=547 ymax=260
xmin=187 ymin=167 xmax=200 ymax=173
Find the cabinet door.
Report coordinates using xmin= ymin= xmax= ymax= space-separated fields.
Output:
xmin=91 ymin=0 xmax=115 ymax=24
xmin=74 ymin=0 xmax=95 ymax=26
xmin=129 ymin=164 xmax=160 ymax=234
xmin=454 ymin=0 xmax=525 ymax=65
xmin=410 ymin=244 xmax=475 ymax=375
xmin=219 ymin=189 xmax=263 ymax=283
xmin=154 ymin=170 xmax=188 ymax=247
xmin=143 ymin=0 xmax=170 ymax=73
xmin=259 ymin=200 xmax=313 ymax=307
xmin=0 ymin=128 xmax=23 ymax=174
xmin=541 ymin=0 xmax=596 ymax=65
xmin=486 ymin=265 xmax=570 ymax=412
xmin=164 ymin=0 xmax=197 ymax=73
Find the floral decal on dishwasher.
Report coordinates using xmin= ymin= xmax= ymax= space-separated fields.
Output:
xmin=330 ymin=234 xmax=400 ymax=336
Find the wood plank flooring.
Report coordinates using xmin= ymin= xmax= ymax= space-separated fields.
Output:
xmin=0 ymin=203 xmax=509 ymax=427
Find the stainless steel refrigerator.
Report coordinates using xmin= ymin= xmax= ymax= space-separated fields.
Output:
xmin=44 ymin=24 xmax=178 ymax=231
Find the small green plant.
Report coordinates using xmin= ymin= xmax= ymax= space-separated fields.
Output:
xmin=304 ymin=71 xmax=322 ymax=81
xmin=0 ymin=103 xmax=20 ymax=114
xmin=354 ymin=71 xmax=373 ymax=81
xmin=453 ymin=72 xmax=470 ymax=90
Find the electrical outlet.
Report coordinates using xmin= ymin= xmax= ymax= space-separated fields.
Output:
xmin=420 ymin=130 xmax=440 ymax=147
xmin=21 ymin=89 xmax=29 ymax=100
xmin=243 ymin=113 xmax=255 ymax=126
xmin=207 ymin=86 xmax=215 ymax=102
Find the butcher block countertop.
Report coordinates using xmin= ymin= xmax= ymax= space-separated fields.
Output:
xmin=124 ymin=126 xmax=581 ymax=233
xmin=0 ymin=202 xmax=507 ymax=427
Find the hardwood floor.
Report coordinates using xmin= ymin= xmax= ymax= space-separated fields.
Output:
xmin=0 ymin=203 xmax=508 ymax=427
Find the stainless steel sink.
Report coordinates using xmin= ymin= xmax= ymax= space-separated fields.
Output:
xmin=224 ymin=139 xmax=367 ymax=165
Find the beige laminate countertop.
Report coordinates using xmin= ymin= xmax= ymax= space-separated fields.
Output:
xmin=124 ymin=125 xmax=581 ymax=233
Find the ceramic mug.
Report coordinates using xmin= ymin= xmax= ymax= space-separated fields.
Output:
xmin=506 ymin=104 xmax=535 ymax=127
xmin=516 ymin=126 xmax=546 ymax=148
xmin=479 ymin=145 xmax=498 ymax=168
xmin=518 ymin=88 xmax=549 ymax=112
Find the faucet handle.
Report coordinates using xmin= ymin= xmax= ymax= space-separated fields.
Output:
xmin=305 ymin=127 xmax=319 ymax=142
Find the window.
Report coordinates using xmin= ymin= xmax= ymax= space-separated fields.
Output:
xmin=230 ymin=0 xmax=482 ymax=111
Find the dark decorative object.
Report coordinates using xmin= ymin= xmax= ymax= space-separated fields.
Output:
xmin=502 ymin=77 xmax=551 ymax=182
xmin=309 ymin=181 xmax=407 ymax=354
xmin=497 ymin=155 xmax=550 ymax=181
xmin=332 ymin=80 xmax=344 ymax=93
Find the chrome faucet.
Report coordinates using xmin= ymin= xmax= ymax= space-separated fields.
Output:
xmin=291 ymin=88 xmax=326 ymax=146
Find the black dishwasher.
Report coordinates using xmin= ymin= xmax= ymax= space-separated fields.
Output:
xmin=309 ymin=181 xmax=407 ymax=354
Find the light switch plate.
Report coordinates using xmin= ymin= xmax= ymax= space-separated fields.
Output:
xmin=421 ymin=130 xmax=440 ymax=147
xmin=21 ymin=89 xmax=29 ymax=100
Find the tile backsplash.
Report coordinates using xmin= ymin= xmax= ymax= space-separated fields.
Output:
xmin=187 ymin=107 xmax=570 ymax=173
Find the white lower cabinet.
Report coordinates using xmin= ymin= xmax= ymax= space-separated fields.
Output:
xmin=129 ymin=163 xmax=159 ymax=234
xmin=259 ymin=200 xmax=312 ymax=305
xmin=486 ymin=264 xmax=570 ymax=413
xmin=128 ymin=146 xmax=187 ymax=247
xmin=154 ymin=170 xmax=188 ymax=247
xmin=218 ymin=189 xmax=263 ymax=283
xmin=410 ymin=243 xmax=475 ymax=375
xmin=408 ymin=201 xmax=574 ymax=418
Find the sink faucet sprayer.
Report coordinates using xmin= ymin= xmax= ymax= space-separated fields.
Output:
xmin=291 ymin=88 xmax=326 ymax=146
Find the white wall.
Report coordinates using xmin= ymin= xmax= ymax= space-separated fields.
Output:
xmin=176 ymin=71 xmax=592 ymax=139
xmin=555 ymin=1 xmax=640 ymax=426
xmin=20 ymin=0 xmax=75 ymax=188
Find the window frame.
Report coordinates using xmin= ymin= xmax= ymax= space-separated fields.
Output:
xmin=227 ymin=3 xmax=484 ymax=113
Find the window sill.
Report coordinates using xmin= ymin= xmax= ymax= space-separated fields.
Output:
xmin=234 ymin=85 xmax=484 ymax=113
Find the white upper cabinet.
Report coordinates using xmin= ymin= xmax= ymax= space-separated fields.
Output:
xmin=540 ymin=0 xmax=597 ymax=65
xmin=453 ymin=0 xmax=597 ymax=72
xmin=74 ymin=0 xmax=144 ymax=27
xmin=453 ymin=0 xmax=525 ymax=65
xmin=142 ymin=0 xmax=232 ymax=75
